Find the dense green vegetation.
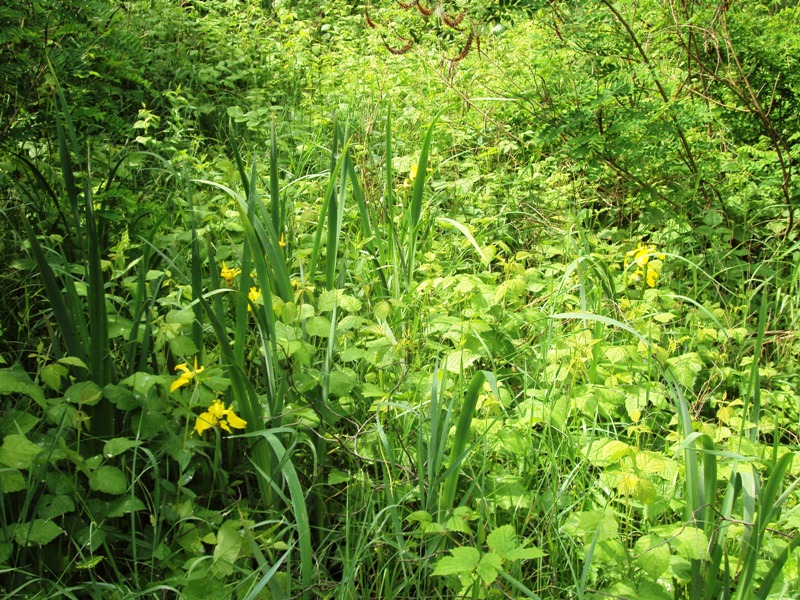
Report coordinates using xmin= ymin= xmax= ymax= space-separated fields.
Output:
xmin=1 ymin=0 xmax=799 ymax=598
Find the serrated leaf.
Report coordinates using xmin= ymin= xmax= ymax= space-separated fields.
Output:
xmin=37 ymin=494 xmax=75 ymax=519
xmin=317 ymin=289 xmax=338 ymax=312
xmin=41 ymin=363 xmax=68 ymax=391
xmin=433 ymin=546 xmax=480 ymax=576
xmin=57 ymin=356 xmax=89 ymax=369
xmin=443 ymin=349 xmax=480 ymax=374
xmin=562 ymin=510 xmax=618 ymax=544
xmin=306 ymin=316 xmax=331 ymax=337
xmin=506 ymin=546 xmax=546 ymax=561
xmin=0 ymin=365 xmax=45 ymax=408
xmin=667 ymin=352 xmax=704 ymax=389
xmin=585 ymin=439 xmax=631 ymax=466
xmin=327 ymin=370 xmax=356 ymax=397
xmin=668 ymin=526 xmax=708 ymax=561
xmin=64 ymin=381 xmax=103 ymax=406
xmin=406 ymin=510 xmax=432 ymax=525
xmin=103 ymin=437 xmax=142 ymax=458
xmin=634 ymin=535 xmax=670 ymax=579
xmin=89 ymin=465 xmax=127 ymax=495
xmin=477 ymin=552 xmax=503 ymax=584
xmin=338 ymin=294 xmax=362 ymax=312
xmin=106 ymin=494 xmax=147 ymax=518
xmin=487 ymin=524 xmax=517 ymax=558
xmin=0 ymin=469 xmax=26 ymax=492
xmin=213 ymin=521 xmax=241 ymax=577
xmin=0 ymin=410 xmax=40 ymax=436
xmin=0 ymin=434 xmax=44 ymax=470
xmin=15 ymin=519 xmax=64 ymax=546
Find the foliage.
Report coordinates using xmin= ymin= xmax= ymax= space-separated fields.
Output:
xmin=1 ymin=0 xmax=800 ymax=598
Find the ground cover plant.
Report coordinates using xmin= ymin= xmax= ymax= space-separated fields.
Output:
xmin=1 ymin=0 xmax=799 ymax=598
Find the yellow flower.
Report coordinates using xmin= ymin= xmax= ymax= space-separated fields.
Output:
xmin=194 ymin=399 xmax=248 ymax=435
xmin=170 ymin=357 xmax=204 ymax=393
xmin=646 ymin=268 xmax=659 ymax=288
xmin=247 ymin=286 xmax=262 ymax=312
xmin=220 ymin=261 xmax=241 ymax=286
xmin=278 ymin=233 xmax=287 ymax=249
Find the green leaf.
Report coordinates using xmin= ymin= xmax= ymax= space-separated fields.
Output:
xmin=103 ymin=437 xmax=142 ymax=459
xmin=327 ymin=369 xmax=356 ymax=397
xmin=57 ymin=356 xmax=89 ymax=370
xmin=584 ymin=438 xmax=632 ymax=466
xmin=487 ymin=524 xmax=518 ymax=559
xmin=14 ymin=519 xmax=64 ymax=546
xmin=168 ymin=335 xmax=199 ymax=358
xmin=0 ymin=468 xmax=26 ymax=493
xmin=477 ymin=552 xmax=503 ymax=584
xmin=634 ymin=535 xmax=670 ymax=579
xmin=213 ymin=520 xmax=242 ymax=576
xmin=667 ymin=352 xmax=704 ymax=389
xmin=37 ymin=494 xmax=75 ymax=519
xmin=0 ymin=365 xmax=45 ymax=408
xmin=306 ymin=316 xmax=332 ymax=337
xmin=89 ymin=465 xmax=128 ymax=495
xmin=433 ymin=546 xmax=480 ymax=576
xmin=0 ymin=434 xmax=44 ymax=470
xmin=562 ymin=509 xmax=619 ymax=544
xmin=107 ymin=495 xmax=146 ymax=518
xmin=64 ymin=381 xmax=103 ymax=406
xmin=0 ymin=410 xmax=40 ymax=436
xmin=41 ymin=363 xmax=68 ymax=391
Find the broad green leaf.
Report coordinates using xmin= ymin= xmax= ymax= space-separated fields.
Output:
xmin=667 ymin=352 xmax=704 ymax=389
xmin=107 ymin=495 xmax=144 ymax=518
xmin=406 ymin=510 xmax=433 ymax=525
xmin=562 ymin=510 xmax=618 ymax=544
xmin=37 ymin=494 xmax=75 ymax=519
xmin=487 ymin=524 xmax=518 ymax=559
xmin=212 ymin=521 xmax=241 ymax=577
xmin=0 ymin=365 xmax=45 ymax=408
xmin=506 ymin=546 xmax=546 ymax=561
xmin=443 ymin=349 xmax=480 ymax=374
xmin=0 ymin=434 xmax=44 ymax=470
xmin=306 ymin=316 xmax=331 ymax=337
xmin=477 ymin=552 xmax=503 ymax=584
xmin=103 ymin=437 xmax=142 ymax=458
xmin=57 ymin=356 xmax=89 ymax=370
xmin=89 ymin=465 xmax=127 ymax=495
xmin=41 ymin=363 xmax=68 ymax=391
xmin=433 ymin=546 xmax=480 ymax=576
xmin=634 ymin=535 xmax=671 ymax=579
xmin=327 ymin=369 xmax=356 ymax=397
xmin=585 ymin=439 xmax=631 ymax=466
xmin=0 ymin=410 xmax=40 ymax=436
xmin=0 ymin=468 xmax=26 ymax=493
xmin=15 ymin=519 xmax=64 ymax=546
xmin=64 ymin=381 xmax=103 ymax=406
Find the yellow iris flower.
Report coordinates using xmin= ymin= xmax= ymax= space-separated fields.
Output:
xmin=194 ymin=399 xmax=248 ymax=435
xmin=247 ymin=287 xmax=262 ymax=312
xmin=220 ymin=261 xmax=241 ymax=286
xmin=625 ymin=242 xmax=665 ymax=288
xmin=170 ymin=358 xmax=205 ymax=393
xmin=279 ymin=233 xmax=287 ymax=249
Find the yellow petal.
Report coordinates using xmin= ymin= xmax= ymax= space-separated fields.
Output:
xmin=170 ymin=371 xmax=193 ymax=393
xmin=225 ymin=409 xmax=248 ymax=430
xmin=194 ymin=411 xmax=217 ymax=435
xmin=219 ymin=420 xmax=232 ymax=433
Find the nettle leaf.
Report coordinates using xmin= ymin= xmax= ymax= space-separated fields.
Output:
xmin=0 ymin=410 xmax=40 ymax=436
xmin=41 ymin=363 xmax=68 ymax=391
xmin=0 ymin=365 xmax=46 ymax=408
xmin=433 ymin=546 xmax=480 ymax=576
xmin=37 ymin=494 xmax=75 ymax=519
xmin=306 ymin=316 xmax=331 ymax=337
xmin=562 ymin=510 xmax=619 ymax=544
xmin=665 ymin=526 xmax=708 ymax=561
xmin=64 ymin=381 xmax=103 ymax=406
xmin=103 ymin=437 xmax=142 ymax=458
xmin=212 ymin=520 xmax=241 ymax=577
xmin=584 ymin=438 xmax=632 ymax=467
xmin=477 ymin=552 xmax=503 ymax=584
xmin=107 ymin=495 xmax=146 ymax=518
xmin=487 ymin=524 xmax=518 ymax=559
xmin=14 ymin=519 xmax=64 ymax=546
xmin=89 ymin=465 xmax=128 ymax=495
xmin=667 ymin=352 xmax=704 ymax=389
xmin=443 ymin=349 xmax=481 ymax=374
xmin=0 ymin=468 xmax=27 ymax=493
xmin=0 ymin=434 xmax=45 ymax=470
xmin=634 ymin=534 xmax=671 ymax=579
